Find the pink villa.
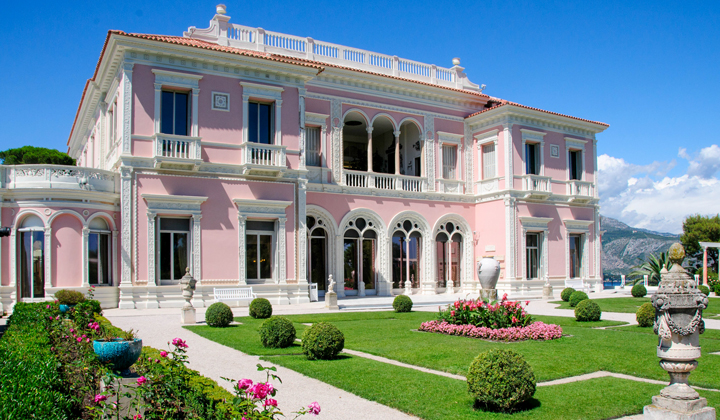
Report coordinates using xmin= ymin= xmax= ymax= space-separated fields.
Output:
xmin=0 ymin=6 xmax=608 ymax=311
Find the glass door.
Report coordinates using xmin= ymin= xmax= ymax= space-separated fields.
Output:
xmin=19 ymin=230 xmax=45 ymax=299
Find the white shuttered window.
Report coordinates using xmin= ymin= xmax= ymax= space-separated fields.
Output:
xmin=442 ymin=145 xmax=457 ymax=179
xmin=482 ymin=144 xmax=496 ymax=179
xmin=306 ymin=127 xmax=321 ymax=167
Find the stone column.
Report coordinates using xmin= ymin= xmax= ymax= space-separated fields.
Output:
xmin=394 ymin=130 xmax=401 ymax=175
xmin=237 ymin=215 xmax=247 ymax=285
xmin=703 ymin=246 xmax=708 ymax=286
xmin=82 ymin=227 xmax=90 ymax=287
xmin=118 ymin=166 xmax=134 ymax=309
xmin=367 ymin=127 xmax=374 ymax=173
xmin=277 ymin=217 xmax=287 ymax=284
xmin=44 ymin=227 xmax=53 ymax=291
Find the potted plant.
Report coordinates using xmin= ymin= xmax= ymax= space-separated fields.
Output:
xmin=93 ymin=329 xmax=142 ymax=375
xmin=54 ymin=289 xmax=86 ymax=313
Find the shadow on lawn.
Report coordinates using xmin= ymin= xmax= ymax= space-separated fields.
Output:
xmin=473 ymin=397 xmax=541 ymax=414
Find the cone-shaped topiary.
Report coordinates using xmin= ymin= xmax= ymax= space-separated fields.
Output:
xmin=631 ymin=283 xmax=647 ymax=298
xmin=560 ymin=287 xmax=575 ymax=302
xmin=205 ymin=302 xmax=234 ymax=327
xmin=259 ymin=317 xmax=296 ymax=348
xmin=568 ymin=291 xmax=589 ymax=307
xmin=302 ymin=322 xmax=344 ymax=360
xmin=467 ymin=349 xmax=536 ymax=412
xmin=574 ymin=299 xmax=601 ymax=322
xmin=393 ymin=295 xmax=413 ymax=312
xmin=636 ymin=302 xmax=655 ymax=327
xmin=249 ymin=298 xmax=272 ymax=319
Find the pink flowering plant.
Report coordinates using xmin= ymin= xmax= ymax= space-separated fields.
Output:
xmin=223 ymin=364 xmax=321 ymax=419
xmin=421 ymin=295 xmax=562 ymax=341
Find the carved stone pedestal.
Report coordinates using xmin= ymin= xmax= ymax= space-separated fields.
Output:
xmin=644 ymin=395 xmax=715 ymax=420
xmin=181 ymin=307 xmax=196 ymax=324
xmin=543 ymin=283 xmax=553 ymax=300
xmin=480 ymin=289 xmax=497 ymax=301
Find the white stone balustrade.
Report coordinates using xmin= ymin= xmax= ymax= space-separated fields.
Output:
xmin=241 ymin=142 xmax=287 ymax=168
xmin=521 ymin=174 xmax=552 ymax=199
xmin=155 ymin=134 xmax=201 ymax=160
xmin=344 ymin=170 xmax=427 ymax=193
xmin=567 ymin=180 xmax=594 ymax=197
xmin=185 ymin=15 xmax=482 ymax=91
xmin=3 ymin=165 xmax=118 ymax=193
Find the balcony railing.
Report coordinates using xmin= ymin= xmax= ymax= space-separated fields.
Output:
xmin=240 ymin=142 xmax=287 ymax=176
xmin=344 ymin=170 xmax=427 ymax=193
xmin=153 ymin=134 xmax=203 ymax=170
xmin=566 ymin=180 xmax=595 ymax=202
xmin=3 ymin=165 xmax=118 ymax=193
xmin=521 ymin=174 xmax=552 ymax=199
xmin=185 ymin=13 xmax=482 ymax=92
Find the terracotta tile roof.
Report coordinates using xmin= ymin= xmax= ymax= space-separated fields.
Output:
xmin=467 ymin=101 xmax=609 ymax=127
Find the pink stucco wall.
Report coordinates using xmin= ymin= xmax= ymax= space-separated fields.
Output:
xmin=51 ymin=214 xmax=83 ymax=287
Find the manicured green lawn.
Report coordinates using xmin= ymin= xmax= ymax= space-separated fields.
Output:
xmin=551 ymin=296 xmax=720 ymax=317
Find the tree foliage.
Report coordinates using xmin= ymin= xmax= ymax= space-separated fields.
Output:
xmin=628 ymin=252 xmax=671 ymax=285
xmin=680 ymin=214 xmax=720 ymax=270
xmin=0 ymin=146 xmax=75 ymax=165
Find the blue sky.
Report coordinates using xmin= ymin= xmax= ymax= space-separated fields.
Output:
xmin=1 ymin=1 xmax=719 ymax=233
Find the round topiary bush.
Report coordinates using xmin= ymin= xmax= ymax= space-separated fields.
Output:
xmin=54 ymin=289 xmax=86 ymax=305
xmin=259 ymin=317 xmax=296 ymax=348
xmin=574 ymin=299 xmax=601 ymax=322
xmin=636 ymin=302 xmax=655 ymax=327
xmin=302 ymin=322 xmax=345 ymax=360
xmin=393 ymin=295 xmax=413 ymax=312
xmin=561 ymin=287 xmax=576 ymax=302
xmin=631 ymin=283 xmax=647 ymax=298
xmin=467 ymin=349 xmax=536 ymax=412
xmin=568 ymin=291 xmax=589 ymax=307
xmin=205 ymin=302 xmax=234 ymax=327
xmin=698 ymin=285 xmax=710 ymax=296
xmin=249 ymin=298 xmax=272 ymax=319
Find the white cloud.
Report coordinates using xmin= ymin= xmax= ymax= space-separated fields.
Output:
xmin=598 ymin=148 xmax=720 ymax=234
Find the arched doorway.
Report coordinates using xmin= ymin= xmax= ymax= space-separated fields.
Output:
xmin=343 ymin=216 xmax=377 ymax=296
xmin=307 ymin=215 xmax=329 ymax=296
xmin=436 ymin=222 xmax=462 ymax=289
xmin=392 ymin=220 xmax=423 ymax=290
xmin=17 ymin=214 xmax=46 ymax=300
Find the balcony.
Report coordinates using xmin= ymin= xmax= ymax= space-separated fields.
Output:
xmin=2 ymin=165 xmax=118 ymax=194
xmin=344 ymin=170 xmax=427 ymax=193
xmin=153 ymin=134 xmax=203 ymax=171
xmin=521 ymin=174 xmax=552 ymax=200
xmin=240 ymin=142 xmax=287 ymax=177
xmin=566 ymin=180 xmax=595 ymax=203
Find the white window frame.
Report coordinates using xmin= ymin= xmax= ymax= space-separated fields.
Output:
xmin=565 ymin=137 xmax=587 ymax=181
xmin=17 ymin=226 xmax=47 ymax=300
xmin=520 ymin=129 xmax=546 ymax=176
xmin=437 ymin=131 xmax=463 ymax=180
xmin=234 ymin=199 xmax=292 ymax=285
xmin=142 ymin=194 xmax=207 ymax=286
xmin=475 ymin=130 xmax=499 ymax=180
xmin=240 ymin=82 xmax=284 ymax=145
xmin=87 ymin=229 xmax=112 ymax=286
xmin=519 ymin=216 xmax=552 ymax=281
xmin=157 ymin=217 xmax=192 ymax=285
xmin=305 ymin=112 xmax=329 ymax=168
xmin=564 ymin=219 xmax=593 ymax=280
xmin=152 ymin=69 xmax=202 ymax=137
xmin=245 ymin=223 xmax=276 ymax=283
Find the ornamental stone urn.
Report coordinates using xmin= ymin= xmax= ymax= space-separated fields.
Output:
xmin=477 ymin=257 xmax=500 ymax=301
xmin=644 ymin=243 xmax=715 ymax=419
xmin=180 ymin=268 xmax=197 ymax=324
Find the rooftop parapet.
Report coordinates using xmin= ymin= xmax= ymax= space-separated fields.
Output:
xmin=184 ymin=5 xmax=484 ymax=93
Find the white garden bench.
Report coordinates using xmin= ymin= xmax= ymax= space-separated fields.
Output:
xmin=213 ymin=287 xmax=257 ymax=303
xmin=564 ymin=279 xmax=590 ymax=294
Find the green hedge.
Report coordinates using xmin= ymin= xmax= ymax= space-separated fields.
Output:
xmin=0 ymin=303 xmax=73 ymax=419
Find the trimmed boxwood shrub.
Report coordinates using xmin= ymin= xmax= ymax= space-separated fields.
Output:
xmin=393 ymin=295 xmax=413 ymax=312
xmin=259 ymin=317 xmax=296 ymax=348
xmin=632 ymin=283 xmax=647 ymax=298
xmin=561 ymin=287 xmax=576 ymax=302
xmin=574 ymin=299 xmax=601 ymax=322
xmin=568 ymin=291 xmax=589 ymax=307
xmin=698 ymin=285 xmax=710 ymax=296
xmin=636 ymin=302 xmax=655 ymax=327
xmin=302 ymin=322 xmax=344 ymax=360
xmin=54 ymin=289 xmax=86 ymax=305
xmin=206 ymin=302 xmax=234 ymax=327
xmin=249 ymin=298 xmax=272 ymax=319
xmin=467 ymin=349 xmax=536 ymax=412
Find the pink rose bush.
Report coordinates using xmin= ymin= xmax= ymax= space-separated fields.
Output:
xmin=423 ymin=296 xmax=562 ymax=341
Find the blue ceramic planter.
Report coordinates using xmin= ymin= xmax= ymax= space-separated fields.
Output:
xmin=59 ymin=304 xmax=70 ymax=313
xmin=93 ymin=338 xmax=143 ymax=374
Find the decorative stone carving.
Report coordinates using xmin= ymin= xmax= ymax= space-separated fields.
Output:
xmin=325 ymin=275 xmax=339 ymax=310
xmin=644 ymin=243 xmax=715 ymax=419
xmin=179 ymin=268 xmax=197 ymax=324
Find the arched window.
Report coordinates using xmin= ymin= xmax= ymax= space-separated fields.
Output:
xmin=307 ymin=216 xmax=328 ymax=294
xmin=18 ymin=215 xmax=45 ymax=299
xmin=88 ymin=217 xmax=112 ymax=286
xmin=343 ymin=216 xmax=377 ymax=295
xmin=436 ymin=222 xmax=463 ymax=289
xmin=392 ymin=220 xmax=422 ymax=289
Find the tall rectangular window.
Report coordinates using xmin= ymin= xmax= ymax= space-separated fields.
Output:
xmin=569 ymin=150 xmax=582 ymax=180
xmin=88 ymin=232 xmax=112 ymax=285
xmin=442 ymin=145 xmax=457 ymax=179
xmin=526 ymin=143 xmax=539 ymax=175
xmin=160 ymin=91 xmax=189 ymax=136
xmin=482 ymin=144 xmax=496 ymax=179
xmin=159 ymin=218 xmax=190 ymax=283
xmin=306 ymin=126 xmax=321 ymax=167
xmin=19 ymin=230 xmax=45 ymax=299
xmin=569 ymin=234 xmax=583 ymax=278
xmin=526 ymin=232 xmax=540 ymax=280
xmin=108 ymin=103 xmax=116 ymax=146
xmin=248 ymin=102 xmax=273 ymax=144
xmin=246 ymin=220 xmax=274 ymax=282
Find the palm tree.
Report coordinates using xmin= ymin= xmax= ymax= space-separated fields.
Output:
xmin=628 ymin=252 xmax=672 ymax=286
